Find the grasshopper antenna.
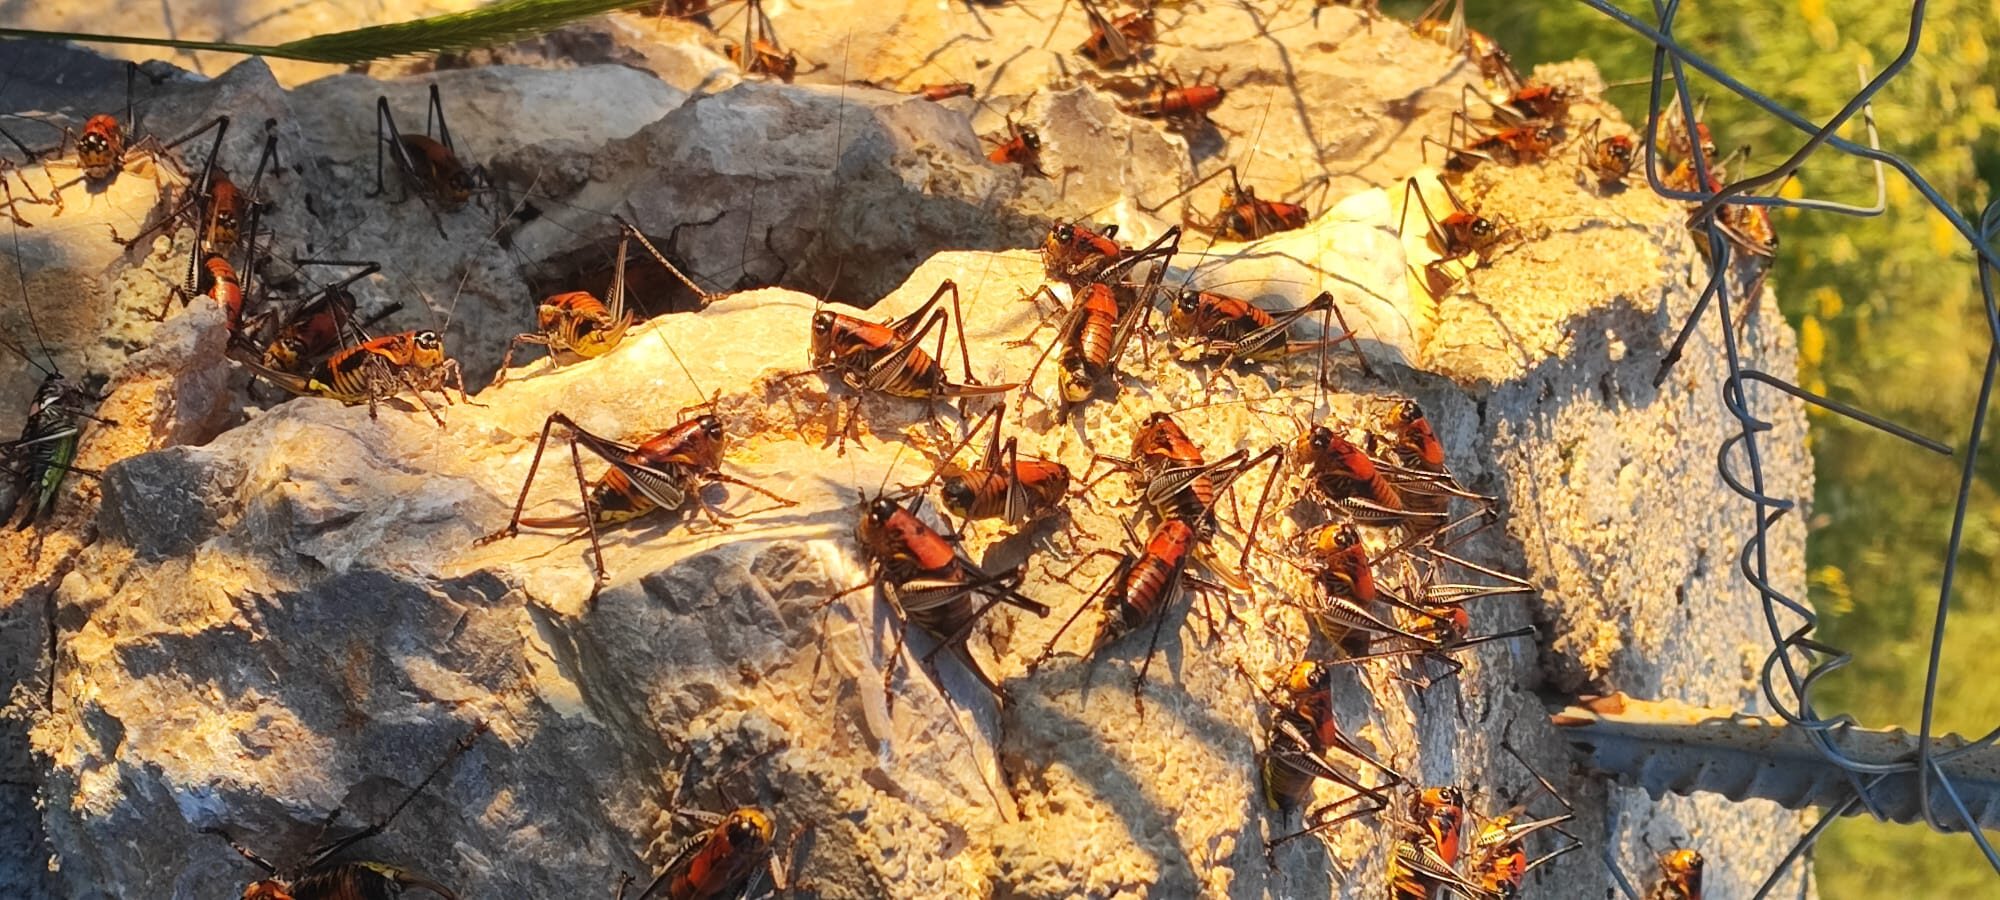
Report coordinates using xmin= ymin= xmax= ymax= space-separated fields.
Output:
xmin=872 ymin=438 xmax=917 ymax=509
xmin=1040 ymin=0 xmax=1075 ymax=50
xmin=441 ymin=167 xmax=547 ymax=333
xmin=1142 ymin=84 xmax=1281 ymax=222
xmin=4 ymin=223 xmax=57 ymax=376
xmin=657 ymin=305 xmax=711 ymax=409
xmin=614 ymin=215 xmax=714 ymax=306
xmin=1235 ymin=86 xmax=1282 ymax=196
xmin=902 ymin=400 xmax=1003 ymax=503
xmin=815 ymin=28 xmax=855 ymax=286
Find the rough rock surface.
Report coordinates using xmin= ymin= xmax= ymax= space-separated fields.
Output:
xmin=0 ymin=7 xmax=1814 ymax=900
xmin=0 ymin=41 xmax=1184 ymax=395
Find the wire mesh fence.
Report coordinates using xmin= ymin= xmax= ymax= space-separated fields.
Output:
xmin=1569 ymin=0 xmax=2000 ymax=893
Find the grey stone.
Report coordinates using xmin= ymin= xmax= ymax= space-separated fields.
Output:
xmin=98 ymin=442 xmax=244 ymax=561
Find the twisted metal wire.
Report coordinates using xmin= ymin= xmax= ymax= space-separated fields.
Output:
xmin=1571 ymin=0 xmax=2000 ymax=891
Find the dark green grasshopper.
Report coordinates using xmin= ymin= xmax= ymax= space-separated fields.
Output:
xmin=2 ymin=344 xmax=111 ymax=529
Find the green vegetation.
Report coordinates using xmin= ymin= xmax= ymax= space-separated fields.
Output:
xmin=1388 ymin=0 xmax=2000 ymax=891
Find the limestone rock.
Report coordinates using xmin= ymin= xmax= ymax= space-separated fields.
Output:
xmin=722 ymin=1 xmax=1502 ymax=205
xmin=29 ymin=187 xmax=1808 ymax=899
xmin=0 ymin=14 xmax=1816 ymax=900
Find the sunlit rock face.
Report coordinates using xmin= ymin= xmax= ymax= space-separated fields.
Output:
xmin=0 ymin=5 xmax=1809 ymax=898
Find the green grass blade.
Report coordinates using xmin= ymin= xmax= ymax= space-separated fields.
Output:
xmin=0 ymin=30 xmax=275 ymax=57
xmin=0 ymin=0 xmax=656 ymax=65
xmin=272 ymin=0 xmax=654 ymax=63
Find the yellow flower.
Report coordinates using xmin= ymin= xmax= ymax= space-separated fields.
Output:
xmin=1801 ymin=314 xmax=1826 ymax=368
xmin=1931 ymin=211 xmax=1962 ymax=258
xmin=1968 ymin=85 xmax=1997 ymax=121
xmin=1964 ymin=29 xmax=1990 ymax=70
xmin=1799 ymin=0 xmax=1839 ymax=48
xmin=1779 ymin=176 xmax=1807 ymax=220
xmin=1810 ymin=565 xmax=1854 ymax=616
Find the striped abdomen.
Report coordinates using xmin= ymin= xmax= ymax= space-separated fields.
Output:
xmin=318 ymin=344 xmax=401 ymax=400
xmin=1156 ymin=470 xmax=1217 ymax=523
xmin=1093 ymin=519 xmax=1195 ymax=648
xmin=1472 ymin=831 xmax=1529 ymax=897
xmin=400 ymin=135 xmax=472 ymax=207
xmin=1218 ymin=197 xmax=1307 ymax=241
xmin=536 ymin=291 xmax=629 ymax=359
xmin=816 ymin=313 xmax=948 ymax=398
xmin=1133 ymin=416 xmax=1214 ymax=520
xmin=585 ymin=463 xmax=675 ymax=525
xmin=205 ymin=174 xmax=245 ymax=251
xmin=941 ymin=468 xmax=1011 ymax=520
xmin=1389 ymin=841 xmax=1438 ymax=900
xmin=666 ymin=809 xmax=773 ymax=900
xmin=202 ymin=255 xmax=244 ymax=332
xmin=1306 ymin=437 xmax=1401 ymax=510
xmin=1313 ymin=468 xmax=1400 ymax=510
xmin=311 ymin=331 xmax=443 ymax=401
xmin=265 ymin=297 xmax=351 ymax=374
xmin=904 ymin=583 xmax=981 ymax=645
xmin=1319 ymin=548 xmax=1375 ymax=602
xmin=1261 ymin=711 xmax=1318 ymax=816
xmin=1069 ymin=285 xmax=1121 ymax=370
xmin=1170 ymin=292 xmax=1271 ymax=341
xmin=1100 ymin=553 xmax=1179 ymax=642
xmin=1014 ymin=458 xmax=1071 ymax=510
xmin=942 ymin=457 xmax=1070 ymax=522
xmin=264 ymin=861 xmax=458 ymax=900
xmin=1313 ymin=549 xmax=1381 ymax=652
xmin=865 ymin=344 xmax=948 ymax=398
xmin=1128 ymin=84 xmax=1224 ymax=119
xmin=524 ymin=417 xmax=720 ymax=530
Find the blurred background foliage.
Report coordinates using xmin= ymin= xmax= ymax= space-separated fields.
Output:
xmin=1379 ymin=0 xmax=2000 ymax=892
